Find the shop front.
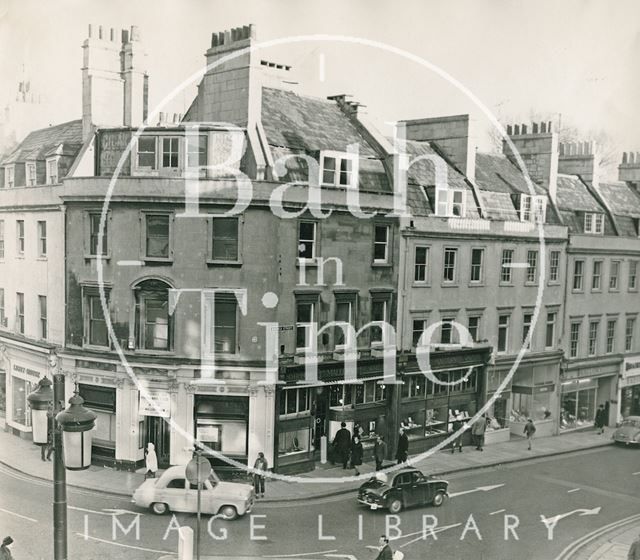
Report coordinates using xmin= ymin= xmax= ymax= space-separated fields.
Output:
xmin=276 ymin=357 xmax=393 ymax=474
xmin=560 ymin=358 xmax=619 ymax=431
xmin=619 ymin=355 xmax=640 ymax=421
xmin=399 ymin=346 xmax=491 ymax=454
xmin=483 ymin=364 xmax=512 ymax=445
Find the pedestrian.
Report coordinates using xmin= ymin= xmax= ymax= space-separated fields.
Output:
xmin=374 ymin=435 xmax=387 ymax=471
xmin=451 ymin=414 xmax=464 ymax=454
xmin=595 ymin=404 xmax=607 ymax=434
xmin=144 ymin=442 xmax=158 ymax=479
xmin=0 ymin=536 xmax=13 ymax=560
xmin=40 ymin=405 xmax=53 ymax=462
xmin=333 ymin=422 xmax=352 ymax=469
xmin=395 ymin=428 xmax=409 ymax=464
xmin=629 ymin=532 xmax=640 ymax=560
xmin=524 ymin=418 xmax=536 ymax=450
xmin=253 ymin=451 xmax=268 ymax=498
xmin=351 ymin=435 xmax=363 ymax=476
xmin=373 ymin=535 xmax=394 ymax=560
xmin=472 ymin=414 xmax=486 ymax=451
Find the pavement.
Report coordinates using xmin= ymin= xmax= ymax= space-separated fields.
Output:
xmin=0 ymin=424 xmax=616 ymax=504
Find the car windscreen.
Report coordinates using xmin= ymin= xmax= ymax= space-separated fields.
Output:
xmin=622 ymin=420 xmax=640 ymax=427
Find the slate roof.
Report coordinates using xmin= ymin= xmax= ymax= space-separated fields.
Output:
xmin=598 ymin=181 xmax=640 ymax=218
xmin=555 ymin=174 xmax=616 ymax=235
xmin=1 ymin=120 xmax=83 ymax=165
xmin=261 ymin=88 xmax=390 ymax=192
xmin=475 ymin=153 xmax=546 ymax=196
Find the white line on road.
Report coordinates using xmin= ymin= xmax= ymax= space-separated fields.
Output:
xmin=489 ymin=509 xmax=506 ymax=515
xmin=400 ymin=523 xmax=463 ymax=548
xmin=632 ymin=471 xmax=640 ymax=475
xmin=0 ymin=507 xmax=38 ymax=523
xmin=448 ymin=483 xmax=505 ymax=498
xmin=264 ymin=551 xmax=338 ymax=558
xmin=73 ymin=533 xmax=171 ymax=555
xmin=69 ymin=505 xmax=143 ymax=517
xmin=567 ymin=488 xmax=581 ymax=493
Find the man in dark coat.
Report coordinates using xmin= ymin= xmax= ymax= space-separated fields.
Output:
xmin=0 ymin=536 xmax=14 ymax=560
xmin=374 ymin=536 xmax=393 ymax=560
xmin=374 ymin=435 xmax=387 ymax=470
xmin=594 ymin=404 xmax=607 ymax=434
xmin=395 ymin=428 xmax=409 ymax=464
xmin=472 ymin=414 xmax=487 ymax=451
xmin=333 ymin=422 xmax=352 ymax=469
xmin=451 ymin=414 xmax=464 ymax=454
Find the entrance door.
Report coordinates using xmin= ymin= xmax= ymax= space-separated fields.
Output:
xmin=145 ymin=416 xmax=171 ymax=467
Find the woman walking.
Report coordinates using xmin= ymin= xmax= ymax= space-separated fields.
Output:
xmin=145 ymin=442 xmax=158 ymax=479
xmin=253 ymin=451 xmax=268 ymax=498
xmin=351 ymin=435 xmax=363 ymax=476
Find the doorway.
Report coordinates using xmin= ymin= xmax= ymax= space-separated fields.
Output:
xmin=144 ymin=415 xmax=171 ymax=468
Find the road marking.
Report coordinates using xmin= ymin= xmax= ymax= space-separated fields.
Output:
xmin=0 ymin=507 xmax=38 ymax=523
xmin=73 ymin=533 xmax=171 ymax=554
xmin=567 ymin=488 xmax=581 ymax=493
xmin=264 ymin=551 xmax=338 ymax=558
xmin=325 ymin=554 xmax=357 ymax=560
xmin=400 ymin=523 xmax=462 ymax=548
xmin=632 ymin=471 xmax=640 ymax=475
xmin=69 ymin=505 xmax=143 ymax=517
xmin=541 ymin=507 xmax=601 ymax=528
xmin=489 ymin=509 xmax=506 ymax=515
xmin=448 ymin=483 xmax=504 ymax=498
xmin=117 ymin=260 xmax=145 ymax=266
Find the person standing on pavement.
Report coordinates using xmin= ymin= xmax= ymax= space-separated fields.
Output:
xmin=451 ymin=414 xmax=464 ymax=453
xmin=145 ymin=442 xmax=158 ymax=479
xmin=374 ymin=435 xmax=387 ymax=470
xmin=472 ymin=414 xmax=486 ymax=451
xmin=628 ymin=532 xmax=640 ymax=560
xmin=40 ymin=405 xmax=53 ymax=462
xmin=351 ymin=435 xmax=363 ymax=476
xmin=0 ymin=536 xmax=14 ymax=560
xmin=595 ymin=404 xmax=607 ymax=434
xmin=524 ymin=418 xmax=536 ymax=450
xmin=333 ymin=422 xmax=352 ymax=469
xmin=253 ymin=451 xmax=268 ymax=498
xmin=395 ymin=428 xmax=409 ymax=464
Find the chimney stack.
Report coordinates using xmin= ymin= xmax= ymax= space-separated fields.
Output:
xmin=503 ymin=120 xmax=558 ymax=202
xmin=619 ymin=151 xmax=640 ymax=193
xmin=558 ymin=140 xmax=599 ymax=186
xmin=397 ymin=114 xmax=477 ymax=181
xmin=82 ymin=24 xmax=149 ymax=140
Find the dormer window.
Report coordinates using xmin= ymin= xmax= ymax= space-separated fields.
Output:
xmin=435 ymin=187 xmax=465 ymax=217
xmin=584 ymin=212 xmax=604 ymax=235
xmin=319 ymin=151 xmax=358 ymax=188
xmin=46 ymin=157 xmax=59 ymax=184
xmin=4 ymin=165 xmax=14 ymax=188
xmin=519 ymin=194 xmax=547 ymax=223
xmin=26 ymin=162 xmax=36 ymax=186
xmin=136 ymin=137 xmax=157 ymax=170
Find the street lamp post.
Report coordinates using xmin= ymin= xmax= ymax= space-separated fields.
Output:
xmin=27 ymin=360 xmax=97 ymax=560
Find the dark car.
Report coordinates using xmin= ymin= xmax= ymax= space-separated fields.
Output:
xmin=357 ymin=468 xmax=449 ymax=513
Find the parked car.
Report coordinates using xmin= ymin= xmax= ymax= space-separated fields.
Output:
xmin=132 ymin=464 xmax=255 ymax=519
xmin=613 ymin=416 xmax=640 ymax=445
xmin=357 ymin=468 xmax=449 ymax=513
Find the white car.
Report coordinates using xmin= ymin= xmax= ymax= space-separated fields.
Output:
xmin=132 ymin=465 xmax=255 ymax=519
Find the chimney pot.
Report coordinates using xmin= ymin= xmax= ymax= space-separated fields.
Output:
xmin=88 ymin=24 xmax=92 ymax=38
xmin=506 ymin=124 xmax=513 ymax=135
xmin=243 ymin=25 xmax=251 ymax=39
xmin=532 ymin=123 xmax=539 ymax=133
xmin=521 ymin=124 xmax=528 ymax=134
xmin=559 ymin=143 xmax=565 ymax=156
xmin=632 ymin=152 xmax=637 ymax=164
xmin=130 ymin=25 xmax=140 ymax=41
xmin=110 ymin=28 xmax=115 ymax=41
xmin=540 ymin=122 xmax=547 ymax=133
xmin=514 ymin=124 xmax=520 ymax=135
xmin=98 ymin=25 xmax=103 ymax=40
xmin=623 ymin=152 xmax=628 ymax=164
xmin=548 ymin=121 xmax=552 ymax=132
xmin=211 ymin=33 xmax=218 ymax=47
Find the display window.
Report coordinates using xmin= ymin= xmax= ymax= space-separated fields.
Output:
xmin=278 ymin=427 xmax=311 ymax=457
xmin=195 ymin=396 xmax=248 ymax=457
xmin=11 ymin=376 xmax=33 ymax=426
xmin=560 ymin=380 xmax=597 ymax=430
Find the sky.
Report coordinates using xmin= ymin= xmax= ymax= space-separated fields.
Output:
xmin=0 ymin=0 xmax=638 ymax=178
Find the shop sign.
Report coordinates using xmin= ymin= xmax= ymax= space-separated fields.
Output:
xmin=270 ymin=325 xmax=294 ymax=332
xmin=12 ymin=363 xmax=41 ymax=380
xmin=139 ymin=391 xmax=171 ymax=418
xmin=621 ymin=374 xmax=640 ymax=388
xmin=623 ymin=357 xmax=640 ymax=375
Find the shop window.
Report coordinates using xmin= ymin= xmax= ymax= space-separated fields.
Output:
xmin=511 ymin=388 xmax=552 ymax=423
xmin=545 ymin=312 xmax=556 ymax=349
xmin=298 ymin=221 xmax=317 ymax=260
xmin=570 ymin=321 xmax=581 ymax=358
xmin=470 ymin=248 xmax=484 ymax=283
xmin=134 ymin=279 xmax=172 ymax=351
xmin=211 ymin=217 xmax=239 ymax=262
xmin=16 ymin=220 xmax=24 ymax=256
xmin=195 ymin=396 xmax=248 ymax=456
xmin=414 ymin=246 xmax=429 ymax=283
xmin=295 ymin=299 xmax=316 ymax=351
xmin=592 ymin=261 xmax=602 ymax=291
xmin=468 ymin=316 xmax=481 ymax=342
xmin=136 ymin=137 xmax=157 ymax=169
xmin=11 ymin=377 xmax=33 ymax=426
xmin=549 ymin=251 xmax=560 ymax=283
xmin=606 ymin=319 xmax=616 ymax=354
xmin=443 ymin=247 xmax=457 ymax=283
xmin=278 ymin=428 xmax=310 ymax=457
xmin=78 ymin=384 xmax=116 ymax=449
xmin=609 ymin=261 xmax=620 ymax=291
xmin=560 ymin=381 xmax=596 ymax=431
xmin=89 ymin=213 xmax=108 ymax=256
xmin=501 ymin=249 xmax=513 ymax=284
xmin=37 ymin=221 xmax=46 ymax=257
xmin=328 ymin=382 xmax=385 ymax=408
xmin=497 ymin=314 xmax=510 ymax=353
xmin=15 ymin=292 xmax=24 ymax=334
xmin=402 ymin=375 xmax=426 ymax=399
xmin=588 ymin=320 xmax=599 ymax=356
xmin=526 ymin=250 xmax=537 ymax=283
xmin=373 ymin=224 xmax=390 ymax=264
xmin=279 ymin=387 xmax=310 ymax=417
xmin=630 ymin=261 xmax=638 ymax=291
xmin=573 ymin=260 xmax=584 ymax=291
xmin=486 ymin=397 xmax=508 ymax=429
xmin=626 ymin=317 xmax=636 ymax=352
xmin=161 ymin=137 xmax=180 ymax=168
xmin=144 ymin=214 xmax=171 ymax=260
xmin=39 ymin=295 xmax=47 ymax=340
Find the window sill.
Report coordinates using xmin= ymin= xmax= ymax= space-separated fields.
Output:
xmin=129 ymin=349 xmax=174 ymax=356
xmin=547 ymin=281 xmax=561 ymax=286
xmin=591 ymin=288 xmax=602 ymax=293
xmin=142 ymin=257 xmax=174 ymax=265
xmin=468 ymin=282 xmax=485 ymax=288
xmin=524 ymin=282 xmax=538 ymax=287
xmin=206 ymin=259 xmax=243 ymax=267
xmin=83 ymin=343 xmax=112 ymax=352
xmin=84 ymin=254 xmax=111 ymax=261
xmin=371 ymin=262 xmax=392 ymax=268
xmin=36 ymin=256 xmax=48 ymax=261
xmin=499 ymin=282 xmax=514 ymax=287
xmin=412 ymin=282 xmax=431 ymax=288
xmin=629 ymin=288 xmax=639 ymax=293
xmin=15 ymin=255 xmax=24 ymax=260
xmin=296 ymin=259 xmax=317 ymax=268
xmin=571 ymin=289 xmax=584 ymax=294
xmin=440 ymin=282 xmax=459 ymax=288
xmin=608 ymin=288 xmax=620 ymax=293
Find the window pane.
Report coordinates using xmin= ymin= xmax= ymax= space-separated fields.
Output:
xmin=212 ymin=218 xmax=238 ymax=261
xmin=146 ymin=215 xmax=170 ymax=258
xmin=322 ymin=157 xmax=336 ymax=184
xmin=137 ymin=137 xmax=156 ymax=168
xmin=298 ymin=222 xmax=315 ymax=259
xmin=214 ymin=301 xmax=236 ymax=353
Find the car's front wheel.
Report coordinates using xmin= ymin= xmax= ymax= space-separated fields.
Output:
xmin=388 ymin=499 xmax=403 ymax=514
xmin=432 ymin=491 xmax=446 ymax=507
xmin=151 ymin=502 xmax=169 ymax=515
xmin=219 ymin=505 xmax=238 ymax=520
